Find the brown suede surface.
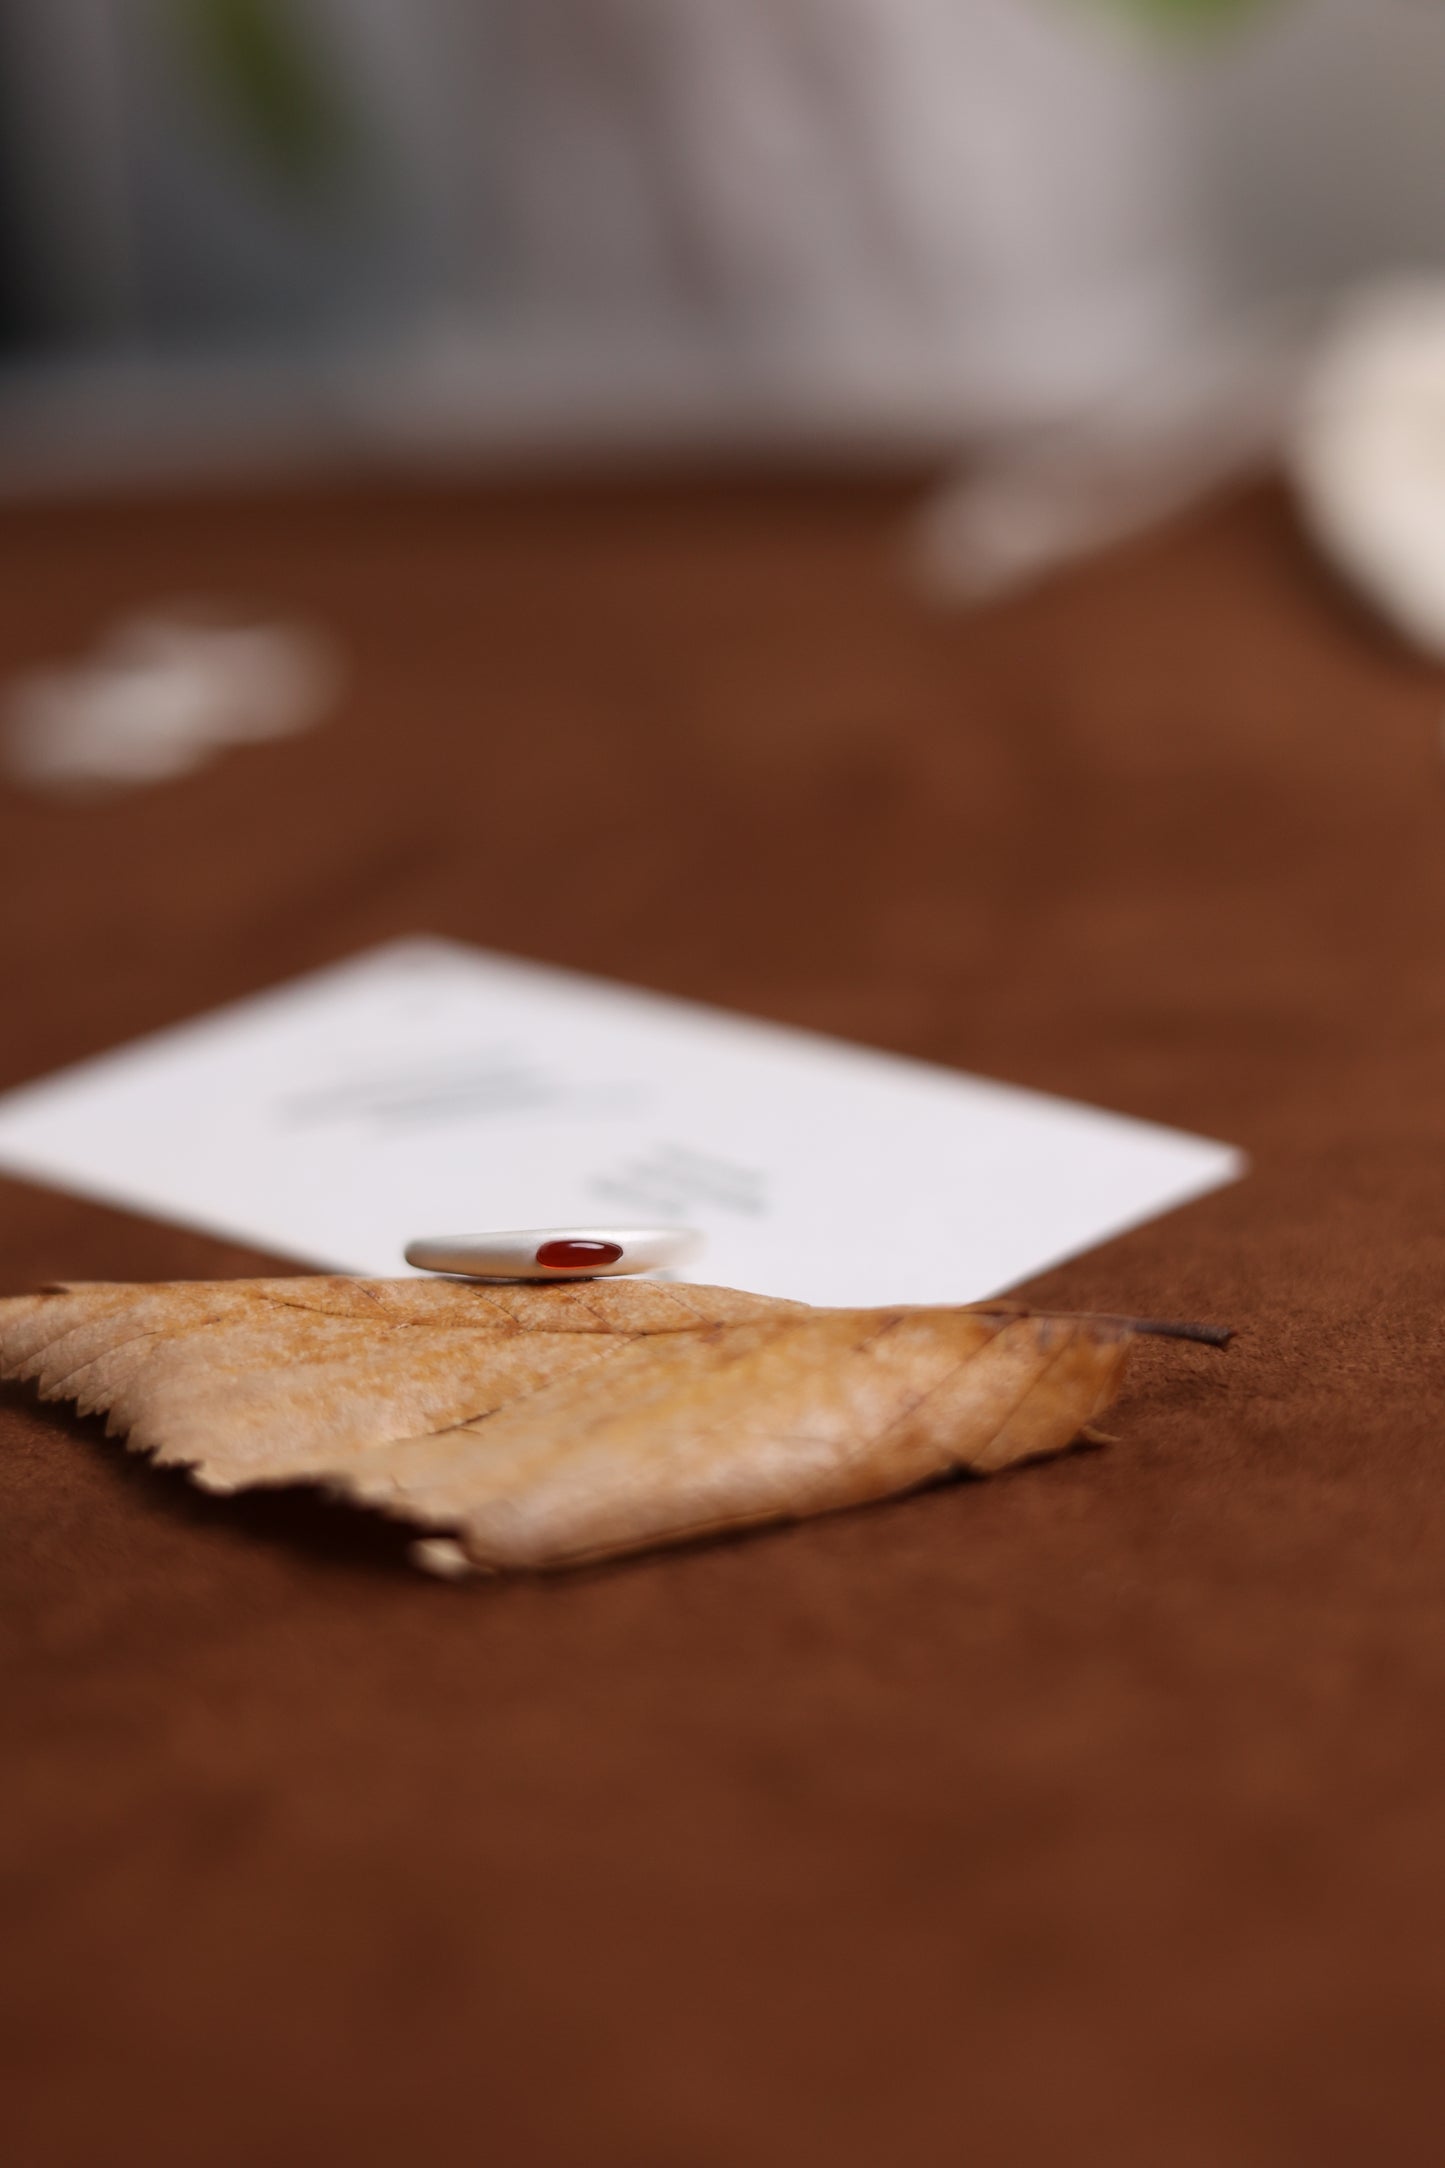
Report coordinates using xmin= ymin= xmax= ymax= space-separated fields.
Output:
xmin=4 ymin=476 xmax=1444 ymax=2168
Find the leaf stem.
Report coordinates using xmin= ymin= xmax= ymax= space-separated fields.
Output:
xmin=971 ymin=1305 xmax=1233 ymax=1348
xmin=1109 ymin=1316 xmax=1233 ymax=1348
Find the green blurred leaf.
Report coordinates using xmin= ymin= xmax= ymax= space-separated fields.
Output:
xmin=1090 ymin=0 xmax=1278 ymax=29
xmin=170 ymin=0 xmax=354 ymax=193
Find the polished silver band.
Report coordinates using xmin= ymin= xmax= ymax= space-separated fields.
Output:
xmin=404 ymin=1226 xmax=703 ymax=1282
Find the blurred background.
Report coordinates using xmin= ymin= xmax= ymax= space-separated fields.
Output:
xmin=1 ymin=0 xmax=1443 ymax=493
xmin=5 ymin=0 xmax=1445 ymax=791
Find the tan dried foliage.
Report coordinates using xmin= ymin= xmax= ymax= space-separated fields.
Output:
xmin=0 ymin=1275 xmax=1147 ymax=1571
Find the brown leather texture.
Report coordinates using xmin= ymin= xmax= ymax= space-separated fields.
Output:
xmin=3 ymin=475 xmax=1443 ymax=2167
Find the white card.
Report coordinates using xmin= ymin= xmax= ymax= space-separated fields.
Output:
xmin=0 ymin=938 xmax=1242 ymax=1305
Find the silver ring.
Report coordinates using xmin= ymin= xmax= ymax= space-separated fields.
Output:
xmin=403 ymin=1226 xmax=703 ymax=1281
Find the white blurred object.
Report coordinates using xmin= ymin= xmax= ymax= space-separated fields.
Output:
xmin=109 ymin=611 xmax=342 ymax=742
xmin=499 ymin=0 xmax=1218 ymax=429
xmin=2 ymin=609 xmax=342 ymax=793
xmin=915 ymin=307 xmax=1303 ymax=603
xmin=1288 ymin=281 xmax=1445 ymax=659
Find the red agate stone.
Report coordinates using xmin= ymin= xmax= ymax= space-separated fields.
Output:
xmin=535 ymin=1238 xmax=624 ymax=1271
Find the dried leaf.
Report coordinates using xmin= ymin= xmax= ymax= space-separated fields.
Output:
xmin=0 ymin=1276 xmax=1153 ymax=1571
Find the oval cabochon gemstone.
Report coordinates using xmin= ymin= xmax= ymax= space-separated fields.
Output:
xmin=535 ymin=1238 xmax=625 ymax=1270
